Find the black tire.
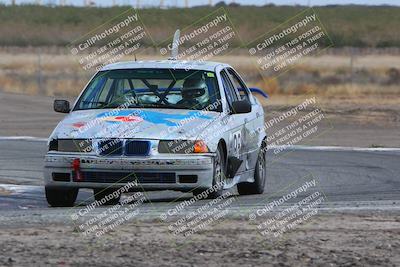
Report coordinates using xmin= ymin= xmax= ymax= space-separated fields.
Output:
xmin=45 ymin=186 xmax=78 ymax=207
xmin=193 ymin=143 xmax=226 ymax=199
xmin=237 ymin=143 xmax=266 ymax=195
xmin=93 ymin=188 xmax=121 ymax=205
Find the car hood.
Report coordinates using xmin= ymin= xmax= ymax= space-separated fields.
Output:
xmin=51 ymin=108 xmax=222 ymax=140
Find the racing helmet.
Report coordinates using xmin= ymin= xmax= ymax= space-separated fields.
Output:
xmin=181 ymin=78 xmax=209 ymax=105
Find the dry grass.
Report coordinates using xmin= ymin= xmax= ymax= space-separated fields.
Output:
xmin=300 ymin=54 xmax=400 ymax=70
xmin=0 ymin=49 xmax=399 ymax=99
xmin=322 ymin=84 xmax=400 ymax=97
xmin=2 ymin=5 xmax=400 ymax=47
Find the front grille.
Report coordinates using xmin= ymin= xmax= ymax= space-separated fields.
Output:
xmin=81 ymin=172 xmax=176 ymax=184
xmin=98 ymin=139 xmax=123 ymax=156
xmin=125 ymin=140 xmax=150 ymax=156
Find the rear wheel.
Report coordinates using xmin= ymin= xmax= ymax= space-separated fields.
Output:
xmin=193 ymin=143 xmax=226 ymax=199
xmin=45 ymin=186 xmax=78 ymax=207
xmin=237 ymin=143 xmax=266 ymax=195
xmin=93 ymin=188 xmax=121 ymax=205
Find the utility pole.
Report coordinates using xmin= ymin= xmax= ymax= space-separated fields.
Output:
xmin=185 ymin=0 xmax=188 ymax=8
xmin=159 ymin=0 xmax=163 ymax=8
xmin=209 ymin=0 xmax=212 ymax=6
xmin=136 ymin=0 xmax=140 ymax=9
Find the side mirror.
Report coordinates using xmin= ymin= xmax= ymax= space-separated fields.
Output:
xmin=54 ymin=100 xmax=70 ymax=113
xmin=231 ymin=99 xmax=251 ymax=114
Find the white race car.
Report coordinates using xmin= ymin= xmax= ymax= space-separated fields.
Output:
xmin=44 ymin=57 xmax=267 ymax=207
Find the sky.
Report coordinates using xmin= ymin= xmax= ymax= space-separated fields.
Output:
xmin=3 ymin=0 xmax=400 ymax=6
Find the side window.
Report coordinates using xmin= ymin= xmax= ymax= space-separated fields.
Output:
xmin=221 ymin=70 xmax=238 ymax=108
xmin=227 ymin=68 xmax=250 ymax=101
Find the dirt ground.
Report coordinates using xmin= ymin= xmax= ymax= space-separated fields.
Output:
xmin=1 ymin=92 xmax=399 ymax=147
xmin=0 ymin=213 xmax=399 ymax=267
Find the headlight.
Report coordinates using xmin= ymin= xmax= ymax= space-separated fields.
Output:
xmin=48 ymin=139 xmax=92 ymax=153
xmin=158 ymin=140 xmax=209 ymax=154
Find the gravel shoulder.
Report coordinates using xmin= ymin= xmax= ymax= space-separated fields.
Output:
xmin=0 ymin=213 xmax=399 ymax=267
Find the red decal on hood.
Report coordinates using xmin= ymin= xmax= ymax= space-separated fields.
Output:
xmin=101 ymin=116 xmax=144 ymax=123
xmin=72 ymin=122 xmax=85 ymax=128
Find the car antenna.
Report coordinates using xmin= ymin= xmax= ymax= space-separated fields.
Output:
xmin=134 ymin=53 xmax=137 ymax=61
xmin=169 ymin=29 xmax=180 ymax=60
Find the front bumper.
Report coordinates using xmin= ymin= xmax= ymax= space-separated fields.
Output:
xmin=44 ymin=152 xmax=215 ymax=191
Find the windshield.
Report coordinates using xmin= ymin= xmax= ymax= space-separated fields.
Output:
xmin=74 ymin=69 xmax=221 ymax=111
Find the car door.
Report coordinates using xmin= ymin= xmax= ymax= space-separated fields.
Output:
xmin=226 ymin=68 xmax=261 ymax=173
xmin=219 ymin=69 xmax=248 ymax=175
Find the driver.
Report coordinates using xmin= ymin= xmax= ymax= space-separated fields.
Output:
xmin=177 ymin=78 xmax=208 ymax=108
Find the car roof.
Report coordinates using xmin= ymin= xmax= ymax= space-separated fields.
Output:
xmin=100 ymin=60 xmax=231 ymax=72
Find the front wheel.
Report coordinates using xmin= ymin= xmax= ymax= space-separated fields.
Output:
xmin=237 ymin=144 xmax=266 ymax=195
xmin=193 ymin=143 xmax=226 ymax=199
xmin=45 ymin=186 xmax=78 ymax=207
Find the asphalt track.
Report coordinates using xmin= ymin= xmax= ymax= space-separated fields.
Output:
xmin=0 ymin=138 xmax=399 ymax=222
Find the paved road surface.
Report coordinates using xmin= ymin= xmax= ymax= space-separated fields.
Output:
xmin=0 ymin=139 xmax=399 ymax=223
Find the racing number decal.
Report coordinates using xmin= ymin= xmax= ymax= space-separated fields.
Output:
xmin=232 ymin=130 xmax=242 ymax=157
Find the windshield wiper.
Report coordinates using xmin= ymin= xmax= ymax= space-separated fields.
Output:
xmin=82 ymin=100 xmax=107 ymax=105
xmin=127 ymin=103 xmax=190 ymax=110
